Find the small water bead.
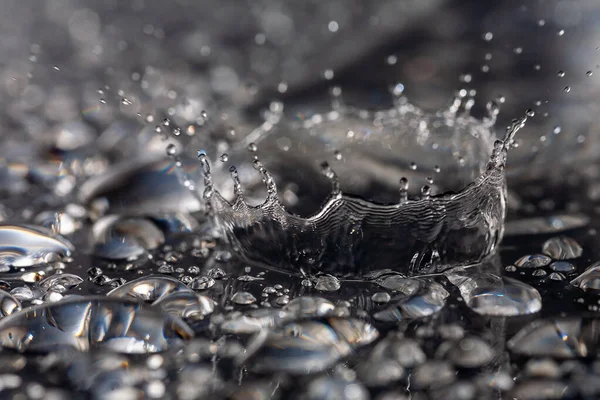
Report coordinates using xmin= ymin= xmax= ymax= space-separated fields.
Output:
xmin=315 ymin=274 xmax=340 ymax=291
xmin=564 ymin=86 xmax=571 ymax=93
xmin=190 ymin=276 xmax=214 ymax=290
xmin=421 ymin=185 xmax=431 ymax=198
xmin=542 ymin=236 xmax=582 ymax=260
xmin=549 ymin=261 xmax=575 ymax=273
xmin=587 ymin=71 xmax=594 ymax=77
xmin=247 ymin=142 xmax=258 ymax=152
xmin=557 ymin=29 xmax=565 ymax=36
xmin=483 ymin=32 xmax=493 ymax=41
xmin=108 ymin=276 xmax=192 ymax=303
xmin=0 ymin=290 xmax=21 ymax=317
xmin=371 ymin=292 xmax=391 ymax=304
xmin=557 ymin=71 xmax=566 ymax=78
xmin=231 ymin=291 xmax=257 ymax=305
xmin=412 ymin=361 xmax=456 ymax=390
xmin=570 ymin=261 xmax=600 ymax=290
xmin=0 ymin=297 xmax=193 ymax=353
xmin=442 ymin=336 xmax=495 ymax=369
xmin=10 ymin=286 xmax=34 ymax=301
xmin=373 ymin=279 xmax=449 ymax=321
xmin=532 ymin=269 xmax=547 ymax=277
xmin=284 ymin=297 xmax=335 ymax=318
xmin=515 ymin=254 xmax=552 ymax=269
xmin=547 ymin=272 xmax=566 ymax=281
xmin=39 ymin=274 xmax=83 ymax=293
xmin=219 ymin=153 xmax=229 ymax=163
xmin=248 ymin=318 xmax=378 ymax=374
xmin=166 ymin=144 xmax=177 ymax=156
xmin=152 ymin=292 xmax=215 ymax=320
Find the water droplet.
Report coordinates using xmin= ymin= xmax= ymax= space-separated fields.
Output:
xmin=38 ymin=273 xmax=83 ymax=293
xmin=446 ymin=270 xmax=542 ymax=316
xmin=557 ymin=71 xmax=566 ymax=78
xmin=571 ymin=261 xmax=600 ymax=290
xmin=219 ymin=153 xmax=229 ymax=163
xmin=0 ymin=290 xmax=20 ymax=317
xmin=373 ymin=278 xmax=449 ymax=321
xmin=371 ymin=292 xmax=391 ymax=304
xmin=557 ymin=29 xmax=565 ymax=36
xmin=515 ymin=254 xmax=552 ymax=269
xmin=508 ymin=317 xmax=592 ymax=358
xmin=412 ymin=361 xmax=456 ymax=390
xmin=108 ymin=276 xmax=193 ymax=303
xmin=247 ymin=318 xmax=378 ymax=374
xmin=549 ymin=261 xmax=575 ymax=273
xmin=231 ymin=291 xmax=257 ymax=305
xmin=315 ymin=275 xmax=341 ymax=291
xmin=0 ymin=297 xmax=193 ymax=353
xmin=441 ymin=336 xmax=495 ymax=368
xmin=166 ymin=144 xmax=177 ymax=156
xmin=92 ymin=216 xmax=165 ymax=260
xmin=564 ymin=86 xmax=571 ymax=93
xmin=0 ymin=225 xmax=74 ymax=269
xmin=190 ymin=276 xmax=215 ymax=291
xmin=153 ymin=292 xmax=214 ymax=320
xmin=542 ymin=236 xmax=582 ymax=259
xmin=79 ymin=157 xmax=202 ymax=217
xmin=284 ymin=297 xmax=335 ymax=318
xmin=586 ymin=70 xmax=593 ymax=77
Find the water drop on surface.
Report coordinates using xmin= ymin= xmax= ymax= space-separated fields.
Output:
xmin=542 ymin=236 xmax=582 ymax=260
xmin=166 ymin=144 xmax=178 ymax=156
xmin=515 ymin=254 xmax=552 ymax=269
xmin=0 ymin=297 xmax=193 ymax=353
xmin=108 ymin=276 xmax=193 ymax=303
xmin=446 ymin=270 xmax=542 ymax=316
xmin=315 ymin=275 xmax=341 ymax=291
xmin=231 ymin=291 xmax=257 ymax=305
xmin=0 ymin=225 xmax=74 ymax=269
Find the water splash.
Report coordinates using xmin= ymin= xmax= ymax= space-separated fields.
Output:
xmin=195 ymin=97 xmax=529 ymax=277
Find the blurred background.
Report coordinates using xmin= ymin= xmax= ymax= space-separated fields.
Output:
xmin=1 ymin=0 xmax=599 ymax=208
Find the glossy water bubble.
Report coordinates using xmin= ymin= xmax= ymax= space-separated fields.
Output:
xmin=92 ymin=216 xmax=165 ymax=260
xmin=0 ymin=225 xmax=74 ymax=270
xmin=152 ymin=292 xmax=215 ymax=320
xmin=373 ymin=278 xmax=449 ymax=321
xmin=108 ymin=276 xmax=193 ymax=303
xmin=446 ymin=269 xmax=542 ymax=316
xmin=247 ymin=317 xmax=378 ymax=374
xmin=79 ymin=156 xmax=202 ymax=218
xmin=0 ymin=297 xmax=193 ymax=353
